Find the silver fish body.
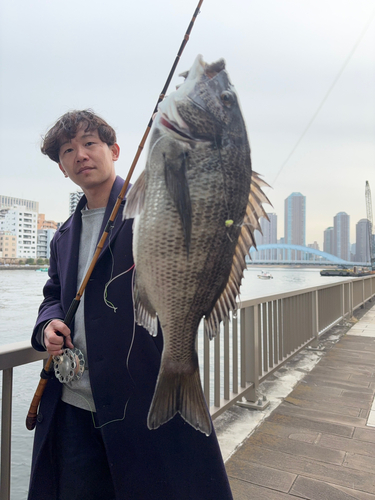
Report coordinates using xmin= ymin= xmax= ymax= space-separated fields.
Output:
xmin=124 ymin=55 xmax=270 ymax=435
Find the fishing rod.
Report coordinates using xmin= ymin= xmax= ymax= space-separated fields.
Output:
xmin=26 ymin=0 xmax=204 ymax=431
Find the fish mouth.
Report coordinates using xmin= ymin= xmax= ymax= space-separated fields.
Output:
xmin=160 ymin=115 xmax=195 ymax=141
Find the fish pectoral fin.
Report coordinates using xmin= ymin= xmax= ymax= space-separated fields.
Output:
xmin=123 ymin=170 xmax=146 ymax=219
xmin=133 ymin=277 xmax=158 ymax=337
xmin=164 ymin=151 xmax=192 ymax=256
xmin=147 ymin=361 xmax=212 ymax=436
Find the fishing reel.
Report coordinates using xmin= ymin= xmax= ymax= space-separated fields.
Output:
xmin=53 ymin=348 xmax=85 ymax=383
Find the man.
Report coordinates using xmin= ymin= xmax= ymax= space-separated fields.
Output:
xmin=28 ymin=110 xmax=233 ymax=500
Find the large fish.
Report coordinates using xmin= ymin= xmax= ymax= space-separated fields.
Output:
xmin=124 ymin=55 xmax=270 ymax=436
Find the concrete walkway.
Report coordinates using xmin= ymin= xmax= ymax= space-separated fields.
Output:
xmin=225 ymin=304 xmax=375 ymax=499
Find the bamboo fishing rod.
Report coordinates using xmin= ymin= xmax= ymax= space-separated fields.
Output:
xmin=26 ymin=0 xmax=204 ymax=431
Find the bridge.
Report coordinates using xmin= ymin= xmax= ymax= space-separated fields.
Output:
xmin=248 ymin=244 xmax=369 ymax=267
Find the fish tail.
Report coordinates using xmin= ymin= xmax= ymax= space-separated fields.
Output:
xmin=147 ymin=364 xmax=212 ymax=436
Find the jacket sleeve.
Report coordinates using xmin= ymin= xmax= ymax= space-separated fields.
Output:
xmin=31 ymin=236 xmax=65 ymax=351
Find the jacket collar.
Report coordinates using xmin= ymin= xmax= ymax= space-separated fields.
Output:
xmin=55 ymin=176 xmax=129 ymax=306
xmin=96 ymin=175 xmax=128 ymax=261
xmin=59 ymin=175 xmax=127 ymax=249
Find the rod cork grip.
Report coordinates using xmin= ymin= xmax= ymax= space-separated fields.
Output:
xmin=64 ymin=298 xmax=80 ymax=327
xmin=26 ymin=377 xmax=49 ymax=430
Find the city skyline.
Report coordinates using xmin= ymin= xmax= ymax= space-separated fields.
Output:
xmin=1 ymin=188 xmax=372 ymax=252
xmin=1 ymin=191 xmax=372 ymax=263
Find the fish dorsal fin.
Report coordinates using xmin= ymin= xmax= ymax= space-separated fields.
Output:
xmin=123 ymin=170 xmax=146 ymax=219
xmin=204 ymin=172 xmax=272 ymax=339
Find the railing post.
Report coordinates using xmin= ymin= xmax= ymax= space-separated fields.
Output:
xmin=341 ymin=283 xmax=345 ymax=320
xmin=362 ymin=279 xmax=365 ymax=308
xmin=203 ymin=332 xmax=210 ymax=405
xmin=240 ymin=308 xmax=246 ymax=389
xmin=214 ymin=329 xmax=220 ymax=407
xmin=1 ymin=368 xmax=13 ymax=500
xmin=245 ymin=305 xmax=259 ymax=403
xmin=232 ymin=313 xmax=238 ymax=394
xmin=311 ymin=290 xmax=319 ymax=347
xmin=223 ymin=318 xmax=230 ymax=400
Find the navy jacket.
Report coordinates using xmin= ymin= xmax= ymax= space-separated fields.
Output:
xmin=28 ymin=176 xmax=233 ymax=499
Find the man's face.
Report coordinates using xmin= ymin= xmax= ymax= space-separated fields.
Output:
xmin=58 ymin=126 xmax=119 ymax=192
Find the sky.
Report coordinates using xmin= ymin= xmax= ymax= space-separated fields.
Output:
xmin=0 ymin=0 xmax=374 ymax=249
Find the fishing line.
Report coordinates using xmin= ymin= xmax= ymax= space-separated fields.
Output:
xmin=103 ymin=225 xmax=137 ymax=386
xmin=103 ymin=263 xmax=136 ymax=311
xmin=93 ymin=271 xmax=138 ymax=429
xmin=103 ymin=224 xmax=135 ymax=311
xmin=68 ymin=264 xmax=138 ymax=429
xmin=270 ymin=8 xmax=375 ymax=188
xmin=126 ymin=267 xmax=137 ymax=386
xmin=63 ymin=384 xmax=132 ymax=430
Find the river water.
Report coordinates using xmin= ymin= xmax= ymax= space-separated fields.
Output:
xmin=0 ymin=267 xmax=351 ymax=499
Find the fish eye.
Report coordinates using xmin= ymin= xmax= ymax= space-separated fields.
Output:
xmin=220 ymin=91 xmax=234 ymax=107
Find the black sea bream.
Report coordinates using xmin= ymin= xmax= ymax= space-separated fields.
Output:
xmin=124 ymin=55 xmax=271 ymax=435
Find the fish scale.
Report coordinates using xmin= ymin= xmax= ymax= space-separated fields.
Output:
xmin=124 ymin=54 xmax=271 ymax=435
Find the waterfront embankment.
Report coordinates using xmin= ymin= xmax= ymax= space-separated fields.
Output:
xmin=0 ymin=265 xmax=47 ymax=271
xmin=222 ymin=301 xmax=375 ymax=498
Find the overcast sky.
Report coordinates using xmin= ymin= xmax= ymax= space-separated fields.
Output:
xmin=1 ymin=0 xmax=374 ymax=248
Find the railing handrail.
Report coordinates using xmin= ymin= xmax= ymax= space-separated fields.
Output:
xmin=239 ymin=273 xmax=374 ymax=308
xmin=0 ymin=341 xmax=48 ymax=371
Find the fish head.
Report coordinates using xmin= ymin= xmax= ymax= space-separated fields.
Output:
xmin=157 ymin=55 xmax=247 ymax=146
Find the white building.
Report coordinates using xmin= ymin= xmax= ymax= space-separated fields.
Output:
xmin=70 ymin=191 xmax=84 ymax=215
xmin=0 ymin=195 xmax=38 ymax=212
xmin=0 ymin=205 xmax=38 ymax=258
xmin=37 ymin=228 xmax=56 ymax=259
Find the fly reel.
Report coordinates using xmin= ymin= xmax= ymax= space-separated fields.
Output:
xmin=53 ymin=348 xmax=85 ymax=383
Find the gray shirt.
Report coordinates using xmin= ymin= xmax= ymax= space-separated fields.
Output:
xmin=61 ymin=206 xmax=106 ymax=412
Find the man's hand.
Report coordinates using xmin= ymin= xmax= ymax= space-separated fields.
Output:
xmin=44 ymin=319 xmax=74 ymax=356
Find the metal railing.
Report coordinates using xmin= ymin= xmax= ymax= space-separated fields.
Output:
xmin=1 ymin=275 xmax=375 ymax=499
xmin=200 ymin=275 xmax=374 ymax=418
xmin=0 ymin=342 xmax=48 ymax=500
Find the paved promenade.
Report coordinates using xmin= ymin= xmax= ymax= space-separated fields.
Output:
xmin=225 ymin=304 xmax=375 ymax=499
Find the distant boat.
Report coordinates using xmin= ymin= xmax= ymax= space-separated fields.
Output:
xmin=320 ymin=266 xmax=372 ymax=277
xmin=36 ymin=268 xmax=48 ymax=272
xmin=257 ymin=270 xmax=273 ymax=280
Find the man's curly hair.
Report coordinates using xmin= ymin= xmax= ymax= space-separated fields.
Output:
xmin=41 ymin=109 xmax=117 ymax=163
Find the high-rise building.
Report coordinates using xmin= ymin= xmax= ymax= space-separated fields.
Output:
xmin=333 ymin=212 xmax=350 ymax=261
xmin=37 ymin=228 xmax=56 ymax=260
xmin=355 ymin=218 xmax=371 ymax=263
xmin=69 ymin=191 xmax=84 ymax=215
xmin=308 ymin=241 xmax=319 ymax=250
xmin=256 ymin=213 xmax=277 ymax=260
xmin=0 ymin=195 xmax=39 ymax=212
xmin=284 ymin=192 xmax=306 ymax=260
xmin=307 ymin=241 xmax=320 ymax=261
xmin=323 ymin=227 xmax=334 ymax=255
xmin=0 ymin=205 xmax=38 ymax=258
